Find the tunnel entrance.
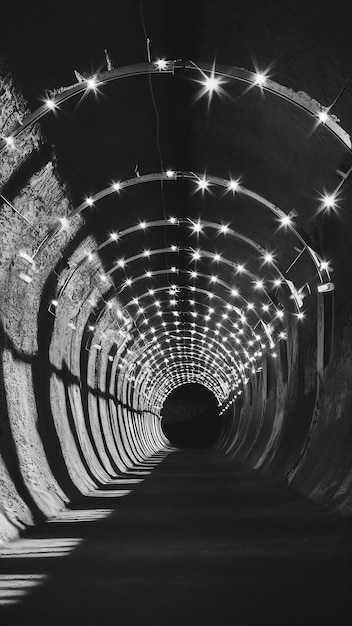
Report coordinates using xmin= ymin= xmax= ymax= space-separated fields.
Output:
xmin=161 ymin=383 xmax=220 ymax=448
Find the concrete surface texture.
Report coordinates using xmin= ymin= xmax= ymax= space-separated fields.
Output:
xmin=0 ymin=1 xmax=352 ymax=623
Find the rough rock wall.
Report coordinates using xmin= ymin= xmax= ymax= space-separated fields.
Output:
xmin=0 ymin=65 xmax=166 ymax=543
xmin=217 ymin=215 xmax=352 ymax=515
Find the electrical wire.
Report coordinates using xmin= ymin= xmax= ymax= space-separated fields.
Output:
xmin=139 ymin=0 xmax=173 ymax=288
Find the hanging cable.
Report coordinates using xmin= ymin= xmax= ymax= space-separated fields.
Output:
xmin=329 ymin=69 xmax=352 ymax=109
xmin=139 ymin=0 xmax=172 ymax=287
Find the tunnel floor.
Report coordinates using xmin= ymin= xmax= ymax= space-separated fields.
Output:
xmin=0 ymin=449 xmax=351 ymax=626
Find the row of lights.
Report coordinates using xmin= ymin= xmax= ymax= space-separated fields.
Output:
xmin=79 ymin=208 xmax=306 ymax=408
xmin=7 ymin=57 xmax=340 ymax=412
xmin=108 ymin=304 xmax=283 ymax=402
xmin=2 ymin=54 xmax=349 ymax=154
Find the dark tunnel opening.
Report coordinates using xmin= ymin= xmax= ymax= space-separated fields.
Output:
xmin=161 ymin=383 xmax=221 ymax=448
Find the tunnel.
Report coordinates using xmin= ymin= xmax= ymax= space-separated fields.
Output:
xmin=0 ymin=1 xmax=351 ymax=624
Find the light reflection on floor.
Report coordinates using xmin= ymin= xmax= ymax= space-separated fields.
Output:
xmin=84 ymin=489 xmax=132 ymax=498
xmin=0 ymin=453 xmax=170 ymax=607
xmin=106 ymin=478 xmax=144 ymax=485
xmin=0 ymin=575 xmax=46 ymax=605
xmin=0 ymin=538 xmax=82 ymax=558
xmin=48 ymin=509 xmax=114 ymax=523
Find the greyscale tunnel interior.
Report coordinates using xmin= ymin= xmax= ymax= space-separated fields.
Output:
xmin=0 ymin=1 xmax=351 ymax=624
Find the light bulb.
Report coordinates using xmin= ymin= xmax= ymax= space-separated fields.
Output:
xmin=203 ymin=74 xmax=221 ymax=93
xmin=264 ymin=252 xmax=273 ymax=264
xmin=228 ymin=179 xmax=239 ymax=192
xmin=322 ymin=194 xmax=337 ymax=209
xmin=197 ymin=178 xmax=209 ymax=191
xmin=318 ymin=110 xmax=329 ymax=124
xmin=280 ymin=214 xmax=292 ymax=227
xmin=45 ymin=98 xmax=56 ymax=110
xmin=155 ymin=59 xmax=168 ymax=70
xmin=253 ymin=72 xmax=266 ymax=86
xmin=5 ymin=136 xmax=15 ymax=148
xmin=86 ymin=76 xmax=98 ymax=91
xmin=59 ymin=217 xmax=69 ymax=229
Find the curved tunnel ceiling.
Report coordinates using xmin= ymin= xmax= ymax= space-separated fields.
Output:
xmin=2 ymin=2 xmax=351 ymax=421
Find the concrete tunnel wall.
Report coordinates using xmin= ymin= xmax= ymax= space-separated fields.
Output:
xmin=0 ymin=65 xmax=167 ymax=542
xmin=0 ymin=55 xmax=352 ymax=545
xmin=215 ymin=182 xmax=352 ymax=512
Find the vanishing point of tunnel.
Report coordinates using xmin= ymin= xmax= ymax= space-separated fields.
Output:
xmin=0 ymin=2 xmax=351 ymax=624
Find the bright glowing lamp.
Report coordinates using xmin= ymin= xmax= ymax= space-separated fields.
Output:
xmin=228 ymin=179 xmax=239 ymax=192
xmin=264 ymin=252 xmax=273 ymax=263
xmin=192 ymin=221 xmax=203 ymax=233
xmin=86 ymin=77 xmax=98 ymax=91
xmin=280 ymin=214 xmax=292 ymax=227
xmin=45 ymin=98 xmax=56 ymax=110
xmin=5 ymin=136 xmax=15 ymax=148
xmin=197 ymin=178 xmax=209 ymax=191
xmin=318 ymin=110 xmax=329 ymax=124
xmin=203 ymin=74 xmax=221 ymax=93
xmin=254 ymin=72 xmax=266 ymax=87
xmin=322 ymin=194 xmax=336 ymax=209
xmin=59 ymin=217 xmax=69 ymax=229
xmin=155 ymin=59 xmax=168 ymax=70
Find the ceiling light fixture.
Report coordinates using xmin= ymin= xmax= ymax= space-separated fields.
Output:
xmin=155 ymin=59 xmax=168 ymax=71
xmin=197 ymin=177 xmax=209 ymax=191
xmin=280 ymin=214 xmax=292 ymax=227
xmin=44 ymin=98 xmax=56 ymax=110
xmin=5 ymin=136 xmax=15 ymax=148
xmin=59 ymin=217 xmax=69 ymax=229
xmin=321 ymin=194 xmax=337 ymax=209
xmin=253 ymin=72 xmax=267 ymax=87
xmin=228 ymin=179 xmax=239 ymax=192
xmin=317 ymin=109 xmax=329 ymax=124
xmin=86 ymin=76 xmax=98 ymax=91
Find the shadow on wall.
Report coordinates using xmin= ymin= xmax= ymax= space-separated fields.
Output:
xmin=161 ymin=383 xmax=221 ymax=448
